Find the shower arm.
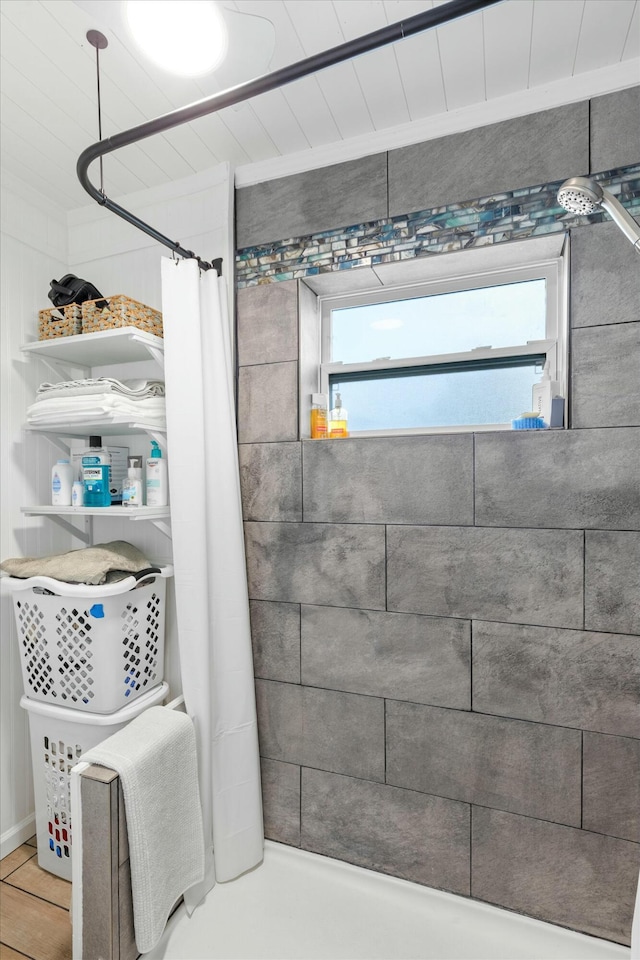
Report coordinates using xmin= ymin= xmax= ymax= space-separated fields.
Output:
xmin=600 ymin=189 xmax=640 ymax=253
xmin=76 ymin=0 xmax=503 ymax=272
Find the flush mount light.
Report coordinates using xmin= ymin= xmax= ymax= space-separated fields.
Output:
xmin=125 ymin=0 xmax=228 ymax=77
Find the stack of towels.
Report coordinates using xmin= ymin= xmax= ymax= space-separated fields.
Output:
xmin=26 ymin=378 xmax=166 ymax=428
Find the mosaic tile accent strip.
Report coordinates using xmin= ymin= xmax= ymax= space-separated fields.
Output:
xmin=236 ymin=166 xmax=640 ymax=288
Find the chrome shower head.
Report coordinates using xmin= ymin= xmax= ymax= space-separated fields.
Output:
xmin=557 ymin=177 xmax=603 ymax=215
xmin=557 ymin=176 xmax=640 ymax=254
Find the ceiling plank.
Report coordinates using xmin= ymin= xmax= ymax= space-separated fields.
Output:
xmin=286 ymin=0 xmax=376 ymax=139
xmin=574 ymin=0 xmax=638 ymax=72
xmin=529 ymin=0 xmax=584 ymax=88
xmin=382 ymin=1 xmax=447 ymax=121
xmin=436 ymin=3 xmax=486 ymax=110
xmin=484 ymin=1 xmax=533 ymax=99
xmin=333 ymin=0 xmax=411 ymax=129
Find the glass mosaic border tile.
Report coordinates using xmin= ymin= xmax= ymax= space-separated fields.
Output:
xmin=236 ymin=165 xmax=640 ymax=288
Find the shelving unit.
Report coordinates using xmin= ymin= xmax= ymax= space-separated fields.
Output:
xmin=21 ymin=327 xmax=170 ymax=541
xmin=21 ymin=326 xmax=165 ymax=370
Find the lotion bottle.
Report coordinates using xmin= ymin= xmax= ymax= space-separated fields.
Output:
xmin=146 ymin=441 xmax=168 ymax=506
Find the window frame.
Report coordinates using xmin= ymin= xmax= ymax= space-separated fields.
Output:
xmin=316 ymin=251 xmax=568 ymax=437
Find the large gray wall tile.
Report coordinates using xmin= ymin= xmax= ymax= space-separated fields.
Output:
xmin=570 ymin=219 xmax=640 ymax=327
xmin=585 ymin=531 xmax=640 ymax=635
xmin=255 ymin=679 xmax=385 ymax=781
xmin=237 ymin=280 xmax=298 ymax=366
xmin=260 ymin=758 xmax=300 ymax=846
xmin=239 ymin=442 xmax=302 ymax=521
xmin=245 ymin=521 xmax=386 ymax=608
xmin=389 ymin=102 xmax=588 ymax=216
xmin=590 ymin=87 xmax=640 ymax=172
xmin=386 ymin=701 xmax=581 ymax=826
xmin=583 ymin=733 xmax=640 ymax=843
xmin=301 ymin=605 xmax=470 ymax=709
xmin=238 ymin=362 xmax=298 ymax=443
xmin=472 ymin=806 xmax=640 ymax=944
xmin=302 ymin=435 xmax=473 ymax=525
xmin=236 ymin=154 xmax=388 ymax=248
xmin=249 ymin=599 xmax=300 ymax=682
xmin=387 ymin=525 xmax=583 ymax=628
xmin=571 ymin=323 xmax=640 ymax=428
xmin=475 ymin=429 xmax=640 ymax=529
xmin=302 ymin=768 xmax=470 ymax=894
xmin=473 ymin=620 xmax=640 ymax=737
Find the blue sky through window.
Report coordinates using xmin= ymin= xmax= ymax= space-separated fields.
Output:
xmin=331 ymin=279 xmax=546 ymax=363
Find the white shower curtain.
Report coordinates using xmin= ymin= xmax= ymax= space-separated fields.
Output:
xmin=160 ymin=257 xmax=263 ymax=903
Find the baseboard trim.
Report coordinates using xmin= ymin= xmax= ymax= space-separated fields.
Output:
xmin=1 ymin=814 xmax=36 ymax=860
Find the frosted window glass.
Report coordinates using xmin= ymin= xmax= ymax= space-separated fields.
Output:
xmin=331 ymin=280 xmax=546 ymax=363
xmin=332 ymin=363 xmax=542 ymax=431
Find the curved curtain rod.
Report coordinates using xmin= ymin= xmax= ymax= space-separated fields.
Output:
xmin=76 ymin=0 xmax=502 ymax=272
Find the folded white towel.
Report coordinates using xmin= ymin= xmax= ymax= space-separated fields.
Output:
xmin=81 ymin=707 xmax=205 ymax=953
xmin=37 ymin=378 xmax=165 ymax=400
xmin=26 ymin=394 xmax=166 ymax=428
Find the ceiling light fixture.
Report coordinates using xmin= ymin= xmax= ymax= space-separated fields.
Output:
xmin=125 ymin=0 xmax=228 ymax=77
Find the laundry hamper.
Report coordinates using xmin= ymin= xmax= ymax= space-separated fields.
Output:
xmin=21 ymin=681 xmax=169 ymax=880
xmin=8 ymin=567 xmax=172 ymax=714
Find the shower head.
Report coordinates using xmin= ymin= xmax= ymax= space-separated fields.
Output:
xmin=557 ymin=176 xmax=640 ymax=254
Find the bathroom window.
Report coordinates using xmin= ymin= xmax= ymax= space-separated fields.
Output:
xmin=306 ymin=235 xmax=569 ymax=436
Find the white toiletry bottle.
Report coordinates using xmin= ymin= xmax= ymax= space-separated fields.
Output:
xmin=145 ymin=441 xmax=168 ymax=506
xmin=51 ymin=459 xmax=73 ymax=506
xmin=71 ymin=480 xmax=84 ymax=507
xmin=531 ymin=362 xmax=559 ymax=425
xmin=123 ymin=457 xmax=144 ymax=507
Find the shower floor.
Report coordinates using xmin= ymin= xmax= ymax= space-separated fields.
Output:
xmin=145 ymin=841 xmax=630 ymax=960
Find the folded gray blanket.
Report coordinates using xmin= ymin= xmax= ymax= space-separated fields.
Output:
xmin=0 ymin=540 xmax=154 ymax=585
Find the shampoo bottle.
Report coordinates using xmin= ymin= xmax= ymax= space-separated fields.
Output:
xmin=146 ymin=441 xmax=168 ymax=506
xmin=123 ymin=457 xmax=144 ymax=507
xmin=329 ymin=392 xmax=349 ymax=438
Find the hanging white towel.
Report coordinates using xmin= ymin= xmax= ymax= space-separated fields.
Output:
xmin=81 ymin=706 xmax=205 ymax=953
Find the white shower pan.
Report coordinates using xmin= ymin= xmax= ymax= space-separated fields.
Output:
xmin=145 ymin=841 xmax=630 ymax=960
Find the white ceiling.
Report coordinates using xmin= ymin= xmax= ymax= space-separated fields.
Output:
xmin=1 ymin=0 xmax=638 ymax=213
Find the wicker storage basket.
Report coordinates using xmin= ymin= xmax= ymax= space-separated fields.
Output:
xmin=38 ymin=304 xmax=83 ymax=340
xmin=82 ymin=295 xmax=163 ymax=338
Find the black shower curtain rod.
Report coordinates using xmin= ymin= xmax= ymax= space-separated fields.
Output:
xmin=76 ymin=0 xmax=502 ymax=273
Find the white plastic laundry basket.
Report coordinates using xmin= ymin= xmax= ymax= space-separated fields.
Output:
xmin=21 ymin=681 xmax=169 ymax=881
xmin=8 ymin=566 xmax=172 ymax=714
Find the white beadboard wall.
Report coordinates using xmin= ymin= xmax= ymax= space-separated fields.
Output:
xmin=1 ymin=174 xmax=72 ymax=854
xmin=1 ymin=162 xmax=234 ymax=856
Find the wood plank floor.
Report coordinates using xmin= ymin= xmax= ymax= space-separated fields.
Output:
xmin=0 ymin=839 xmax=71 ymax=960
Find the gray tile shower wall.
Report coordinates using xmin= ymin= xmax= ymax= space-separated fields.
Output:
xmin=236 ymin=89 xmax=640 ymax=946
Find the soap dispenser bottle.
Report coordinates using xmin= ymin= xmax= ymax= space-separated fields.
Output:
xmin=123 ymin=457 xmax=144 ymax=507
xmin=329 ymin=392 xmax=349 ymax=438
xmin=145 ymin=441 xmax=168 ymax=506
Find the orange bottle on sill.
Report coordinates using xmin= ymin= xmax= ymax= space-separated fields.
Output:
xmin=310 ymin=393 xmax=328 ymax=439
